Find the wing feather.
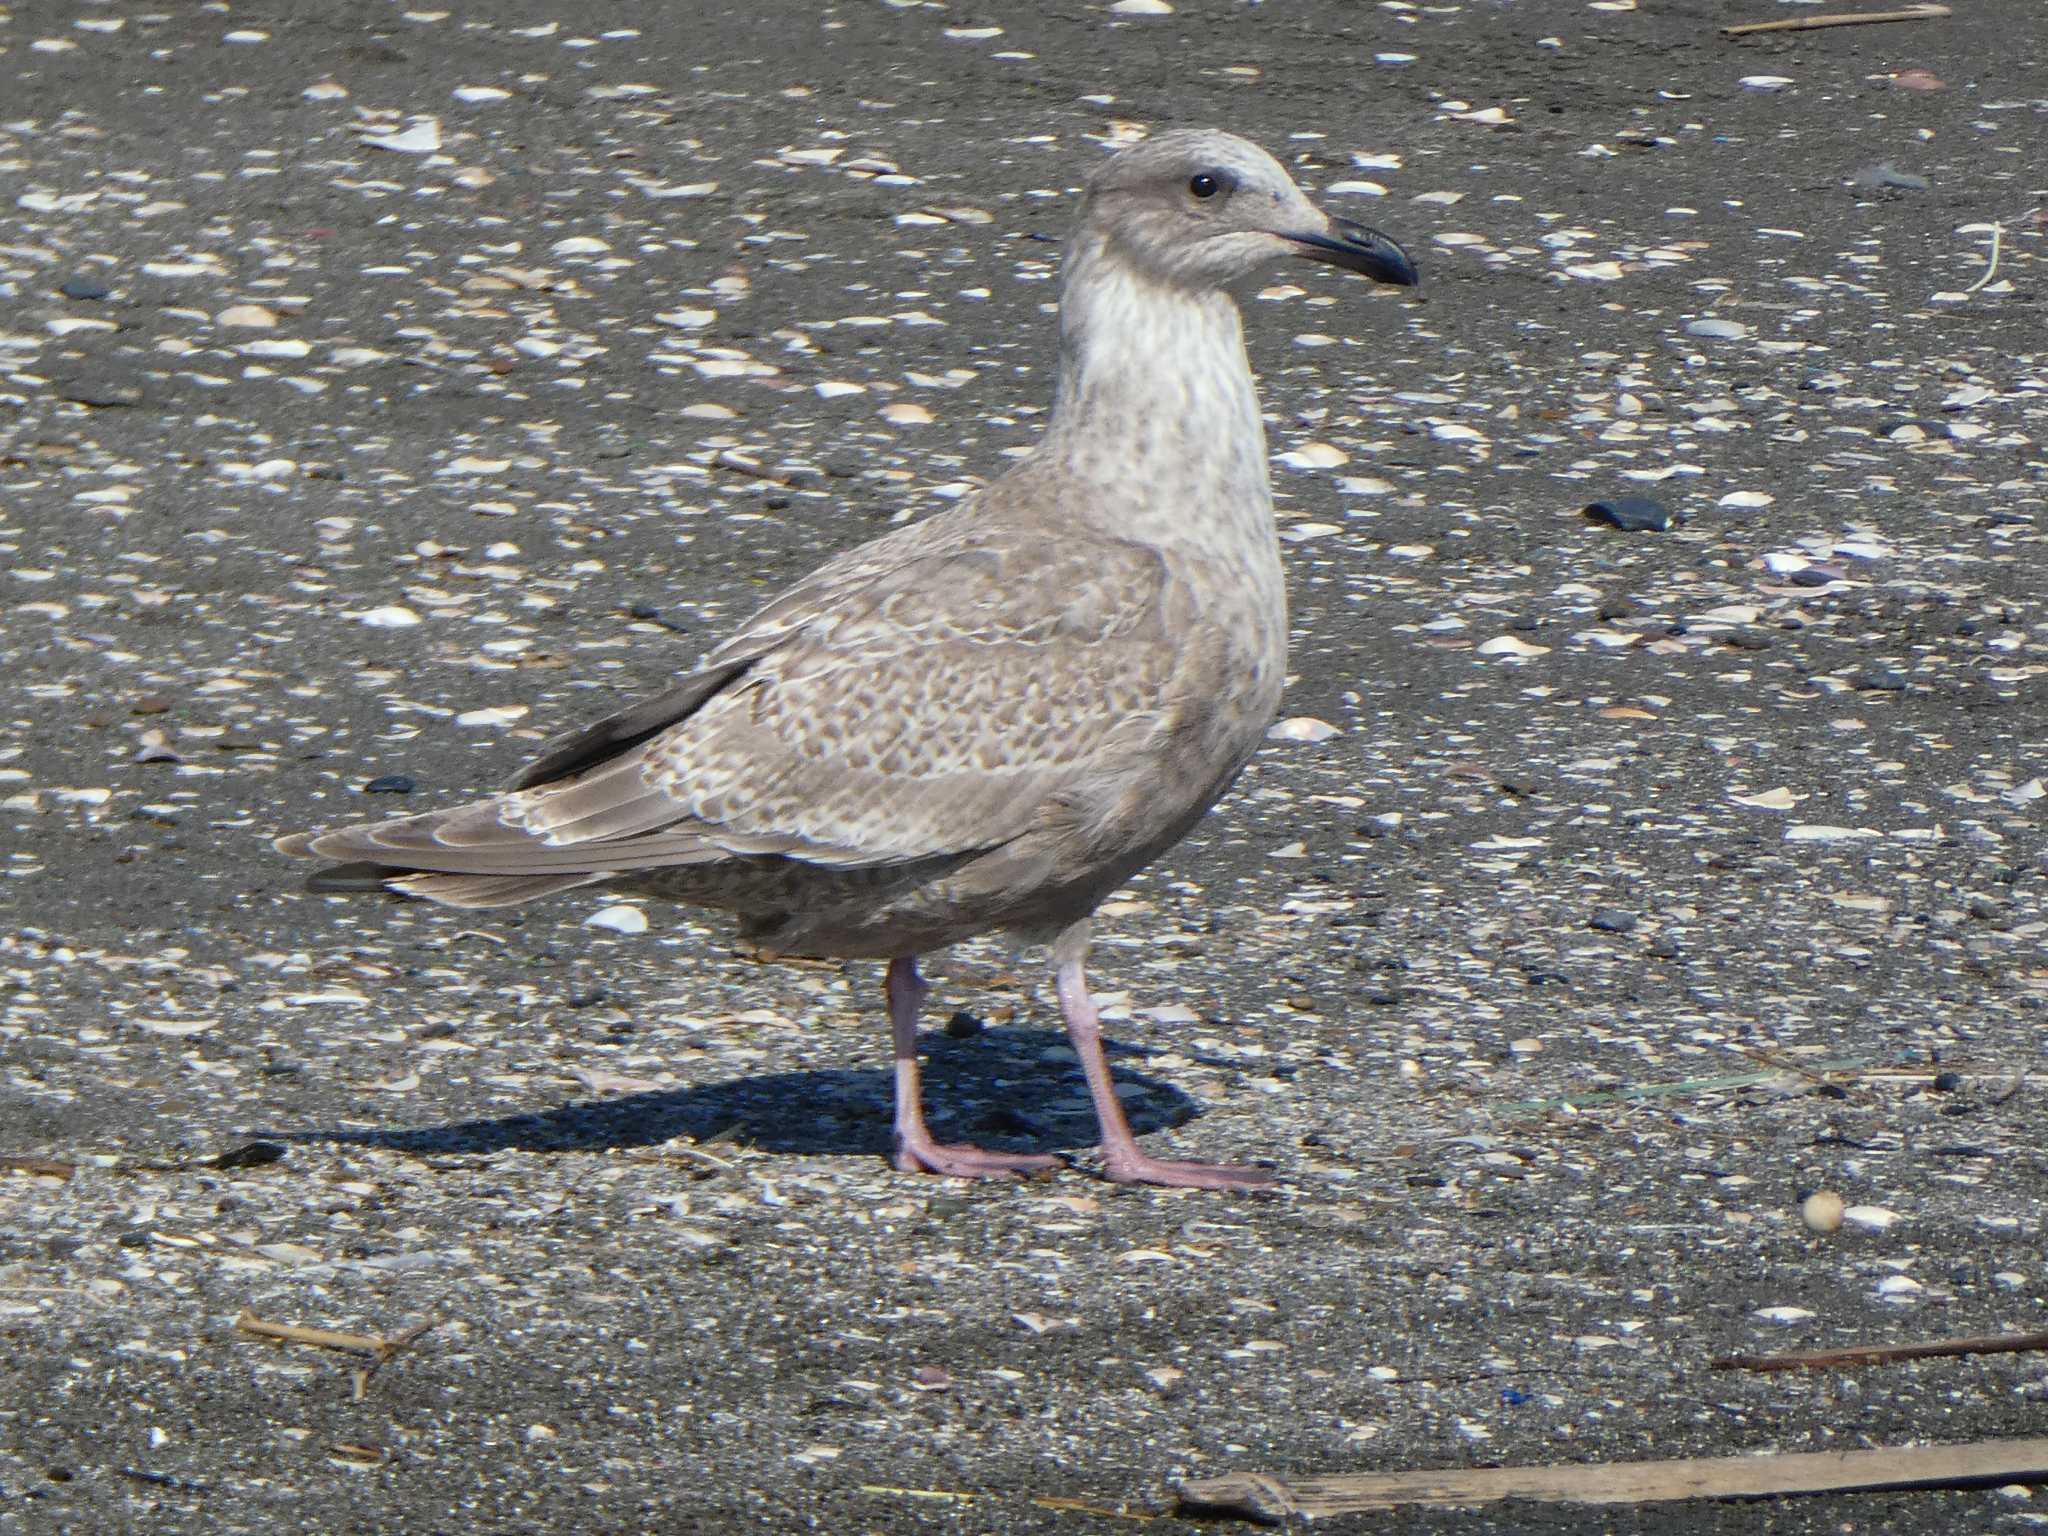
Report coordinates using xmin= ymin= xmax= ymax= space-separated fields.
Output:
xmin=281 ymin=492 xmax=1194 ymax=894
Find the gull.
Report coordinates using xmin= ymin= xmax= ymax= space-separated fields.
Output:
xmin=279 ymin=127 xmax=1417 ymax=1189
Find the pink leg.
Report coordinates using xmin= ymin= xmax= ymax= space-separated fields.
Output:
xmin=887 ymin=957 xmax=1059 ymax=1179
xmin=1055 ymin=958 xmax=1277 ymax=1190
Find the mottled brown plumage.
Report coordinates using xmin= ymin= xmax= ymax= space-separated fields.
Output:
xmin=279 ymin=128 xmax=1416 ymax=1187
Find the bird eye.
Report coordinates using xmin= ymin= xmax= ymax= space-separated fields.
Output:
xmin=1188 ymin=172 xmax=1221 ymax=199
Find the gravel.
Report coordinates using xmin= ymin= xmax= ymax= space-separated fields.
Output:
xmin=2 ymin=2 xmax=2046 ymax=1532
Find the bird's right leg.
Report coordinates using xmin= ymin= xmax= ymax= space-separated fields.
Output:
xmin=887 ymin=957 xmax=1059 ymax=1178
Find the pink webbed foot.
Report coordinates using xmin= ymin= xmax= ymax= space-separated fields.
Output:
xmin=1099 ymin=1149 xmax=1278 ymax=1190
xmin=892 ymin=1132 xmax=1060 ymax=1180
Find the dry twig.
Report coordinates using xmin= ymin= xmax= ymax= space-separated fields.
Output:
xmin=1722 ymin=4 xmax=1949 ymax=37
xmin=234 ymin=1310 xmax=444 ymax=1400
xmin=1713 ymin=1330 xmax=2048 ymax=1373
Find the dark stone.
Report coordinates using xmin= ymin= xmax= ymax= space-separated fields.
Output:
xmin=1589 ymin=908 xmax=1638 ymax=934
xmin=55 ymin=376 xmax=143 ymax=408
xmin=944 ymin=1009 xmax=984 ymax=1039
xmin=363 ymin=774 xmax=415 ymax=794
xmin=59 ymin=276 xmax=111 ymax=301
xmin=1724 ymin=629 xmax=1774 ymax=651
xmin=1648 ymin=936 xmax=1682 ymax=960
xmin=1931 ymin=1070 xmax=1965 ymax=1093
xmin=1855 ymin=667 xmax=1907 ymax=693
xmin=1583 ymin=496 xmax=1671 ymax=533
xmin=208 ymin=1141 xmax=286 ymax=1171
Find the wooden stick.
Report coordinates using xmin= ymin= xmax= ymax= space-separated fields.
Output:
xmin=1722 ymin=4 xmax=1949 ymax=37
xmin=1713 ymin=1329 xmax=2048 ymax=1373
xmin=235 ymin=1309 xmax=443 ymax=1362
xmin=236 ymin=1310 xmax=387 ymax=1357
xmin=1178 ymin=1437 xmax=2048 ymax=1522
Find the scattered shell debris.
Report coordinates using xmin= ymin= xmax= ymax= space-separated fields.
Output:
xmin=1 ymin=3 xmax=2043 ymax=1529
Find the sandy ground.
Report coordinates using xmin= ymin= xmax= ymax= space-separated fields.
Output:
xmin=3 ymin=1 xmax=2046 ymax=1531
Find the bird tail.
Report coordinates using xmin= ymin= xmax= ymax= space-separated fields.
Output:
xmin=282 ymin=849 xmax=613 ymax=910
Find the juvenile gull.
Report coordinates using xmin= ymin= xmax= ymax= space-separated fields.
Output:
xmin=279 ymin=128 xmax=1417 ymax=1188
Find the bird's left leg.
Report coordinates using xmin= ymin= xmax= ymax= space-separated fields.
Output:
xmin=1052 ymin=933 xmax=1276 ymax=1191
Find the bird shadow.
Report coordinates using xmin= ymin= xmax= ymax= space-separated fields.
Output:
xmin=267 ymin=1027 xmax=1200 ymax=1162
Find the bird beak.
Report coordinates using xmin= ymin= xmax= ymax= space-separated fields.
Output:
xmin=1285 ymin=216 xmax=1419 ymax=287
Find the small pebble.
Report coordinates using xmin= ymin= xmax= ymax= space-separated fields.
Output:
xmin=363 ymin=775 xmax=415 ymax=795
xmin=1685 ymin=318 xmax=1749 ymax=340
xmin=56 ymin=377 xmax=143 ymax=408
xmin=59 ymin=276 xmax=111 ymax=301
xmin=1588 ymin=908 xmax=1637 ymax=935
xmin=217 ymin=303 xmax=279 ymax=329
xmin=1848 ymin=162 xmax=1929 ymax=194
xmin=1583 ymin=496 xmax=1670 ymax=533
xmin=1800 ymin=1190 xmax=1845 ymax=1234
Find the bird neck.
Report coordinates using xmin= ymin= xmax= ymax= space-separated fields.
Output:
xmin=1039 ymin=234 xmax=1275 ymax=549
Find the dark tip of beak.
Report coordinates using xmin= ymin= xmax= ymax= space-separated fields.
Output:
xmin=1288 ymin=217 xmax=1419 ymax=287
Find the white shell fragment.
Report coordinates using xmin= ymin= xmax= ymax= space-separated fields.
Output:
xmin=1277 ymin=442 xmax=1347 ymax=469
xmin=1477 ymin=635 xmax=1551 ymax=657
xmin=1267 ymin=717 xmax=1341 ymax=743
xmin=360 ymin=117 xmax=443 ymax=155
xmin=354 ymin=606 xmax=423 ymax=629
xmin=1753 ymin=1307 xmax=1816 ymax=1324
xmin=1731 ymin=788 xmax=1802 ymax=811
xmin=586 ymin=905 xmax=650 ymax=935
